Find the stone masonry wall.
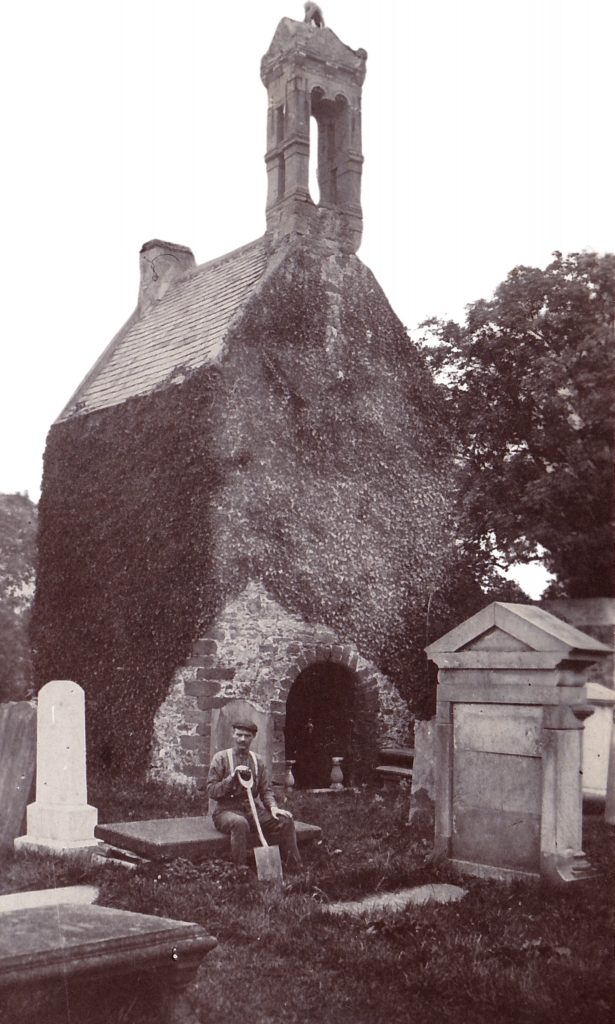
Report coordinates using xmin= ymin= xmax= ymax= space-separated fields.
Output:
xmin=149 ymin=580 xmax=411 ymax=788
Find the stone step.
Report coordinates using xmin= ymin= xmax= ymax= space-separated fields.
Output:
xmin=95 ymin=816 xmax=321 ymax=861
xmin=374 ymin=765 xmax=414 ymax=781
xmin=377 ymin=746 xmax=415 ymax=768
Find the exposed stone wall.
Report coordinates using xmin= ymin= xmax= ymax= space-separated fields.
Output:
xmin=150 ymin=580 xmax=411 ymax=788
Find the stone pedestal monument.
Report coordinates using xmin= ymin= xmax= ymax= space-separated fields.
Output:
xmin=15 ymin=680 xmax=98 ymax=853
xmin=426 ymin=603 xmax=611 ymax=884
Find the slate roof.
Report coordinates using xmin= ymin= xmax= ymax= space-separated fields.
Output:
xmin=59 ymin=237 xmax=268 ymax=420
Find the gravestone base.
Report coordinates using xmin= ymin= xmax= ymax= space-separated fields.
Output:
xmin=541 ymin=850 xmax=599 ymax=884
xmin=15 ymin=800 xmax=99 ymax=855
xmin=449 ymin=858 xmax=540 ymax=883
xmin=14 ymin=835 xmax=101 ymax=855
xmin=25 ymin=801 xmax=97 ymax=839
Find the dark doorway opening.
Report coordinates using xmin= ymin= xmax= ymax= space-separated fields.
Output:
xmin=285 ymin=662 xmax=356 ymax=789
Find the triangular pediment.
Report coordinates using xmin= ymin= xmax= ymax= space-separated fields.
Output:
xmin=460 ymin=626 xmax=533 ymax=653
xmin=426 ymin=602 xmax=612 ymax=657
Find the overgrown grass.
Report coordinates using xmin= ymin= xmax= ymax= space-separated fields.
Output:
xmin=1 ymin=784 xmax=613 ymax=1024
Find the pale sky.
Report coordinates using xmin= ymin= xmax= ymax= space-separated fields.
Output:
xmin=1 ymin=1 xmax=613 ymax=594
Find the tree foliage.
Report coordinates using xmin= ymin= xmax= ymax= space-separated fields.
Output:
xmin=420 ymin=251 xmax=614 ymax=597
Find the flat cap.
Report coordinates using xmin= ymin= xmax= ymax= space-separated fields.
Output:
xmin=232 ymin=717 xmax=258 ymax=735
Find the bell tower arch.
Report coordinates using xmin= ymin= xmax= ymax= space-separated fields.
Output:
xmin=261 ymin=15 xmax=367 ymax=253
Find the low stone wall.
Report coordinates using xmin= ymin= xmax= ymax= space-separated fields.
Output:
xmin=150 ymin=580 xmax=410 ymax=788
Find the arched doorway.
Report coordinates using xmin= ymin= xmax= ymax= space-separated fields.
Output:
xmin=285 ymin=662 xmax=356 ymax=789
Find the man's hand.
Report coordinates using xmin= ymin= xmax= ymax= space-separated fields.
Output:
xmin=270 ymin=806 xmax=293 ymax=820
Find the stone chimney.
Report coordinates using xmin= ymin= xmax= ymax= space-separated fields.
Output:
xmin=138 ymin=239 xmax=196 ymax=312
xmin=261 ymin=17 xmax=367 ymax=253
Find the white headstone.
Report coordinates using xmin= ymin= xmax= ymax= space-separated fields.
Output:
xmin=15 ymin=680 xmax=98 ymax=853
xmin=583 ymin=682 xmax=615 ymax=799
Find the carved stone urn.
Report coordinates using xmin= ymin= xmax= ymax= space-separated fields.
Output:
xmin=330 ymin=756 xmax=344 ymax=790
xmin=284 ymin=760 xmax=296 ymax=792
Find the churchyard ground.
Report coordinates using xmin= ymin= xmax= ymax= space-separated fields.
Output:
xmin=1 ymin=784 xmax=612 ymax=1024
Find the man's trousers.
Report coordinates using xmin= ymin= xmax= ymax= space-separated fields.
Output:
xmin=213 ymin=807 xmax=302 ymax=871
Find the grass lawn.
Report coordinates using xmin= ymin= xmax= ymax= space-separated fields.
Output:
xmin=1 ymin=782 xmax=613 ymax=1024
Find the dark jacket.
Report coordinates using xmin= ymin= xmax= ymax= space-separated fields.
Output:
xmin=206 ymin=747 xmax=276 ymax=815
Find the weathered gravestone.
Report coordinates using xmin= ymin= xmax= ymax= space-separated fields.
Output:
xmin=15 ymin=680 xmax=98 ymax=853
xmin=210 ymin=698 xmax=274 ymax=772
xmin=408 ymin=719 xmax=436 ymax=826
xmin=0 ymin=702 xmax=36 ymax=849
xmin=426 ymin=602 xmax=612 ymax=883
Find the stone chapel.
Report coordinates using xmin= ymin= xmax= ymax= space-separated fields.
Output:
xmin=32 ymin=12 xmax=455 ymax=788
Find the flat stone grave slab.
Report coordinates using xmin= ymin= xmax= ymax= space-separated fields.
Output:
xmin=0 ymin=884 xmax=98 ymax=913
xmin=0 ymin=903 xmax=217 ymax=1023
xmin=95 ymin=815 xmax=321 ymax=861
xmin=326 ymin=883 xmax=468 ymax=918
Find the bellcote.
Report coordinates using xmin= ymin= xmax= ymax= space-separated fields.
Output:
xmin=261 ymin=15 xmax=367 ymax=253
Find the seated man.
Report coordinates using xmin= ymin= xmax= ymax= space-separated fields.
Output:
xmin=206 ymin=717 xmax=302 ymax=872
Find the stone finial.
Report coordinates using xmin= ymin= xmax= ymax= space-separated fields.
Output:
xmin=304 ymin=2 xmax=325 ymax=27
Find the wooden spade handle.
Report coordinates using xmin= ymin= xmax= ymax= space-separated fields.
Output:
xmin=238 ymin=774 xmax=269 ymax=848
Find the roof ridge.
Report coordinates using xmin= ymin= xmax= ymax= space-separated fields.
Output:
xmin=192 ymin=236 xmax=266 ymax=276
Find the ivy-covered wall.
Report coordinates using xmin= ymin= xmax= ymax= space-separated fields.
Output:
xmin=32 ymin=238 xmax=455 ymax=778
